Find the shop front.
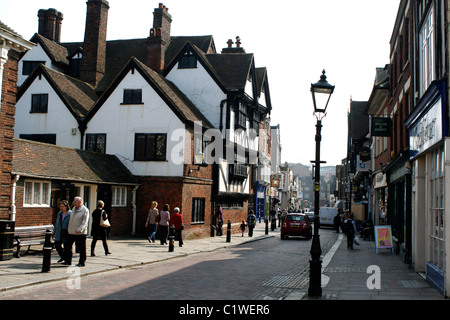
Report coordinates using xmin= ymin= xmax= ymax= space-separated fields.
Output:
xmin=406 ymin=80 xmax=448 ymax=296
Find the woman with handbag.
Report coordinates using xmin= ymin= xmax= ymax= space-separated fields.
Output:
xmin=145 ymin=201 xmax=159 ymax=243
xmin=91 ymin=200 xmax=111 ymax=256
xmin=158 ymin=204 xmax=171 ymax=245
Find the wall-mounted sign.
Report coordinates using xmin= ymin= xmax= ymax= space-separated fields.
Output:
xmin=371 ymin=117 xmax=392 ymax=137
xmin=271 ymin=179 xmax=280 ymax=188
xmin=409 ymin=97 xmax=443 ymax=158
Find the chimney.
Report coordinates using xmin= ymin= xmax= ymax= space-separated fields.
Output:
xmin=221 ymin=36 xmax=246 ymax=54
xmin=80 ymin=0 xmax=109 ymax=87
xmin=146 ymin=3 xmax=172 ymax=74
xmin=38 ymin=8 xmax=63 ymax=42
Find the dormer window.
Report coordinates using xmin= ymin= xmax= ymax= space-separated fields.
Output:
xmin=123 ymin=89 xmax=143 ymax=104
xmin=22 ymin=61 xmax=45 ymax=75
xmin=179 ymin=51 xmax=197 ymax=69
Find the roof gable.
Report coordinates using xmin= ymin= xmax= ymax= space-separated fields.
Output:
xmin=17 ymin=64 xmax=97 ymax=119
xmin=30 ymin=33 xmax=70 ymax=66
xmin=86 ymin=57 xmax=213 ymax=129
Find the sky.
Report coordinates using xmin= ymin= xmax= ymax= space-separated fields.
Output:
xmin=1 ymin=0 xmax=401 ymax=166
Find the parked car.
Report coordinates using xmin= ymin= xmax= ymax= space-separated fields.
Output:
xmin=281 ymin=213 xmax=312 ymax=240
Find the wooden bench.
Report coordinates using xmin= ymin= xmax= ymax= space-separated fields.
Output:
xmin=13 ymin=225 xmax=54 ymax=258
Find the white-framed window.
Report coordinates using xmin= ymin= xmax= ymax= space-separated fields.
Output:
xmin=429 ymin=146 xmax=445 ymax=271
xmin=112 ymin=186 xmax=127 ymax=207
xmin=419 ymin=5 xmax=435 ymax=97
xmin=24 ymin=180 xmax=51 ymax=207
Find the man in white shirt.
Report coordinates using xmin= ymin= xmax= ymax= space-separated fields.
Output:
xmin=64 ymin=197 xmax=90 ymax=267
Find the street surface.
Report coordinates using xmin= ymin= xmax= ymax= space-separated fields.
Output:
xmin=0 ymin=228 xmax=336 ymax=300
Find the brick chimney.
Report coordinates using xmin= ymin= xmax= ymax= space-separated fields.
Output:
xmin=80 ymin=0 xmax=109 ymax=87
xmin=38 ymin=8 xmax=63 ymax=42
xmin=146 ymin=3 xmax=172 ymax=74
xmin=221 ymin=36 xmax=246 ymax=54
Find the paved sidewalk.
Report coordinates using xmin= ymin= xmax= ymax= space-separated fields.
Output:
xmin=296 ymin=232 xmax=445 ymax=300
xmin=0 ymin=223 xmax=272 ymax=293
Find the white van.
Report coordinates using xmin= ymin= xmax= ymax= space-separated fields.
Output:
xmin=318 ymin=207 xmax=338 ymax=226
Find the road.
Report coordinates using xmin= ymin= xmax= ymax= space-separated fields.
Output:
xmin=0 ymin=228 xmax=337 ymax=300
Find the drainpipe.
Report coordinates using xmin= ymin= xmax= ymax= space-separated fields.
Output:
xmin=131 ymin=185 xmax=139 ymax=236
xmin=10 ymin=175 xmax=20 ymax=222
xmin=78 ymin=119 xmax=87 ymax=149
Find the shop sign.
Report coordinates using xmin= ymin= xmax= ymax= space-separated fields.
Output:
xmin=371 ymin=117 xmax=392 ymax=137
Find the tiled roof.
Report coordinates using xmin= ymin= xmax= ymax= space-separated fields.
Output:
xmin=12 ymin=138 xmax=139 ymax=185
xmin=17 ymin=64 xmax=98 ymax=118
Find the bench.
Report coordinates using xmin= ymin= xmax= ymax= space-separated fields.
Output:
xmin=13 ymin=225 xmax=54 ymax=258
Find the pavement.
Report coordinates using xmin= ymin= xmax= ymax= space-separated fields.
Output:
xmin=0 ymin=223 xmax=446 ymax=300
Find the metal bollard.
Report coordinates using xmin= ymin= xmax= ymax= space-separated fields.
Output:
xmin=226 ymin=220 xmax=231 ymax=242
xmin=271 ymin=218 xmax=276 ymax=231
xmin=265 ymin=219 xmax=269 ymax=235
xmin=42 ymin=229 xmax=52 ymax=273
xmin=210 ymin=224 xmax=215 ymax=237
xmin=168 ymin=225 xmax=175 ymax=252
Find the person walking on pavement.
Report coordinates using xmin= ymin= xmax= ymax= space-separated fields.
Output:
xmin=145 ymin=201 xmax=159 ymax=243
xmin=158 ymin=204 xmax=171 ymax=245
xmin=54 ymin=200 xmax=71 ymax=263
xmin=65 ymin=196 xmax=89 ymax=267
xmin=90 ymin=200 xmax=111 ymax=256
xmin=247 ymin=210 xmax=257 ymax=237
xmin=334 ymin=210 xmax=341 ymax=233
xmin=215 ymin=204 xmax=223 ymax=236
xmin=171 ymin=207 xmax=184 ymax=247
xmin=345 ymin=213 xmax=357 ymax=249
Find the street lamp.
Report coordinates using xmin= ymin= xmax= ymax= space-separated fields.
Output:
xmin=308 ymin=70 xmax=335 ymax=297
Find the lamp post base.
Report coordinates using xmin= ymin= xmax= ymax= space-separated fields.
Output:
xmin=308 ymin=258 xmax=323 ymax=297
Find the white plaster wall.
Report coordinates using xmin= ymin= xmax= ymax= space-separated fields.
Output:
xmin=166 ymin=62 xmax=226 ymax=128
xmin=86 ymin=69 xmax=186 ymax=177
xmin=14 ymin=76 xmax=81 ymax=148
xmin=17 ymin=43 xmax=66 ymax=86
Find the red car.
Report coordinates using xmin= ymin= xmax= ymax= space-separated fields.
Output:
xmin=281 ymin=213 xmax=312 ymax=240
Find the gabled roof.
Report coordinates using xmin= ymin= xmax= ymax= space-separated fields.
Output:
xmin=30 ymin=33 xmax=70 ymax=66
xmin=13 ymin=138 xmax=139 ymax=186
xmin=206 ymin=53 xmax=254 ymax=91
xmin=87 ymin=57 xmax=213 ymax=129
xmin=17 ymin=64 xmax=97 ymax=119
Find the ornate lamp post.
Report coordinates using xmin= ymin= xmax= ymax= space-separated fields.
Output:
xmin=308 ymin=70 xmax=335 ymax=297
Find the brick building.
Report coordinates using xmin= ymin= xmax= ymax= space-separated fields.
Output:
xmin=0 ymin=22 xmax=34 ymax=220
xmin=13 ymin=2 xmax=273 ymax=238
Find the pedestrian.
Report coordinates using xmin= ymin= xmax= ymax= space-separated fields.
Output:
xmin=158 ymin=203 xmax=171 ymax=245
xmin=145 ymin=201 xmax=159 ymax=243
xmin=215 ymin=204 xmax=223 ymax=236
xmin=64 ymin=196 xmax=89 ymax=267
xmin=240 ymin=220 xmax=246 ymax=236
xmin=54 ymin=200 xmax=71 ymax=263
xmin=90 ymin=200 xmax=111 ymax=256
xmin=171 ymin=207 xmax=184 ymax=247
xmin=333 ymin=211 xmax=341 ymax=233
xmin=247 ymin=210 xmax=257 ymax=237
xmin=345 ymin=213 xmax=357 ymax=249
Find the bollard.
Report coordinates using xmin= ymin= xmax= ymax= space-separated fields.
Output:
xmin=41 ymin=229 xmax=53 ymax=273
xmin=210 ymin=224 xmax=215 ymax=237
xmin=168 ymin=225 xmax=175 ymax=252
xmin=226 ymin=220 xmax=231 ymax=242
xmin=271 ymin=218 xmax=276 ymax=231
xmin=265 ymin=218 xmax=269 ymax=235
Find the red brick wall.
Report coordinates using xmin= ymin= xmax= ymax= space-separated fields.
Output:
xmin=0 ymin=50 xmax=20 ymax=220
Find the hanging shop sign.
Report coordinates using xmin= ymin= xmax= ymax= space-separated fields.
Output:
xmin=371 ymin=117 xmax=392 ymax=137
